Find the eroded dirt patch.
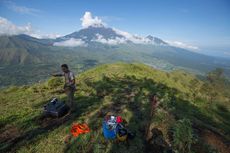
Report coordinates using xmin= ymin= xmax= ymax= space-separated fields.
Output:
xmin=0 ymin=125 xmax=21 ymax=144
xmin=201 ymin=129 xmax=230 ymax=153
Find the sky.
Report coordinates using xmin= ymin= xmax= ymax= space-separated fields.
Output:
xmin=0 ymin=0 xmax=230 ymax=57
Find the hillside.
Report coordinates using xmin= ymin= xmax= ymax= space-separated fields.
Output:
xmin=1 ymin=25 xmax=230 ymax=88
xmin=0 ymin=63 xmax=230 ymax=153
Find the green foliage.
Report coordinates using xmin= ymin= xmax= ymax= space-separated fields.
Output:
xmin=200 ymin=68 xmax=230 ymax=105
xmin=0 ymin=63 xmax=229 ymax=153
xmin=173 ymin=119 xmax=195 ymax=153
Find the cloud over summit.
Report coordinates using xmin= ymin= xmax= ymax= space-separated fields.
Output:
xmin=80 ymin=12 xmax=105 ymax=28
xmin=0 ymin=10 xmax=199 ymax=50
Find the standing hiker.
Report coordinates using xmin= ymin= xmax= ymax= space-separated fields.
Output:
xmin=52 ymin=64 xmax=76 ymax=110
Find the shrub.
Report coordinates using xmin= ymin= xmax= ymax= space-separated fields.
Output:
xmin=173 ymin=118 xmax=195 ymax=153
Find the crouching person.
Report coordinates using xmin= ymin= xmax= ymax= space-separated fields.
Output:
xmin=52 ymin=64 xmax=76 ymax=111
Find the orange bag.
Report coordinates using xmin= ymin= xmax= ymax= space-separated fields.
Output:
xmin=70 ymin=123 xmax=90 ymax=137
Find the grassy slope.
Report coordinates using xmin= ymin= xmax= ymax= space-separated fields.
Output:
xmin=0 ymin=63 xmax=229 ymax=153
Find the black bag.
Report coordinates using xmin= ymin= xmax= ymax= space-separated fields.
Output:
xmin=43 ymin=98 xmax=69 ymax=117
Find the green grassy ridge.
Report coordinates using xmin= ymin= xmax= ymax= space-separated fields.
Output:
xmin=78 ymin=62 xmax=200 ymax=93
xmin=0 ymin=63 xmax=229 ymax=153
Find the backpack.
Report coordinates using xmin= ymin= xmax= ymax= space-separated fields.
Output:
xmin=43 ymin=98 xmax=69 ymax=117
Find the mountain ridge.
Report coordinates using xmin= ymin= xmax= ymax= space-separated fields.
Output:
xmin=55 ymin=26 xmax=168 ymax=46
xmin=0 ymin=25 xmax=230 ymax=87
xmin=1 ymin=63 xmax=229 ymax=153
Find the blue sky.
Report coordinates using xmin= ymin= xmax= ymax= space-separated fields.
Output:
xmin=0 ymin=0 xmax=230 ymax=57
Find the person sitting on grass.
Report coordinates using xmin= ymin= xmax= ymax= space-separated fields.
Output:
xmin=52 ymin=64 xmax=76 ymax=111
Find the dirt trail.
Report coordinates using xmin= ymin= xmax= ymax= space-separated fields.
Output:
xmin=0 ymin=114 xmax=72 ymax=153
xmin=0 ymin=125 xmax=21 ymax=144
xmin=201 ymin=129 xmax=230 ymax=153
xmin=192 ymin=118 xmax=230 ymax=153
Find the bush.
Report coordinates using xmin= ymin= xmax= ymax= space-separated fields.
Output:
xmin=173 ymin=118 xmax=195 ymax=153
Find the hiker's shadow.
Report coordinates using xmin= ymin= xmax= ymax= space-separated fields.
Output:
xmin=105 ymin=76 xmax=162 ymax=153
xmin=63 ymin=75 xmax=179 ymax=153
xmin=64 ymin=75 xmax=226 ymax=153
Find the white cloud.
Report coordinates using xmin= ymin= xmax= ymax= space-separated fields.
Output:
xmin=5 ymin=1 xmax=41 ymax=16
xmin=39 ymin=33 xmax=62 ymax=39
xmin=0 ymin=16 xmax=33 ymax=35
xmin=0 ymin=16 xmax=60 ymax=39
xmin=166 ymin=40 xmax=199 ymax=50
xmin=79 ymin=12 xmax=156 ymax=45
xmin=80 ymin=11 xmax=105 ymax=28
xmin=93 ymin=30 xmax=153 ymax=45
xmin=113 ymin=28 xmax=152 ymax=44
xmin=93 ymin=33 xmax=126 ymax=45
xmin=53 ymin=38 xmax=87 ymax=47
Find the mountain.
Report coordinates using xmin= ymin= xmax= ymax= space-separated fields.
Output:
xmin=0 ymin=34 xmax=55 ymax=65
xmin=53 ymin=26 xmax=230 ymax=76
xmin=0 ymin=25 xmax=230 ymax=87
xmin=59 ymin=26 xmax=123 ymax=41
xmin=0 ymin=35 xmax=41 ymax=64
xmin=146 ymin=35 xmax=167 ymax=45
xmin=1 ymin=63 xmax=229 ymax=153
xmin=55 ymin=26 xmax=167 ymax=45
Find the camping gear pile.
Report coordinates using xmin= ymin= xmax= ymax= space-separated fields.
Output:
xmin=43 ymin=98 xmax=69 ymax=117
xmin=102 ymin=115 xmax=135 ymax=141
